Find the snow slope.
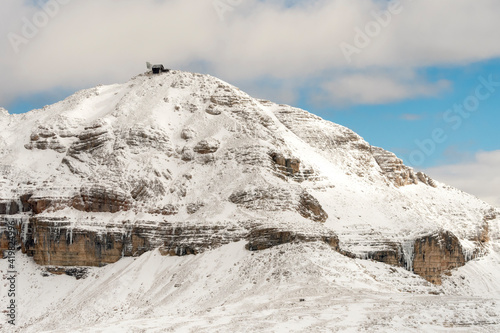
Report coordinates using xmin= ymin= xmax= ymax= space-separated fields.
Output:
xmin=1 ymin=242 xmax=500 ymax=332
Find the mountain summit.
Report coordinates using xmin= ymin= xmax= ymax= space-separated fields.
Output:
xmin=1 ymin=70 xmax=500 ymax=331
xmin=1 ymin=70 xmax=498 ymax=283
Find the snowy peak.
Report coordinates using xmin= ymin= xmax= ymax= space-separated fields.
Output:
xmin=0 ymin=70 xmax=498 ymax=286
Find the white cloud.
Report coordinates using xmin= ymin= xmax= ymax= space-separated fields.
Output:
xmin=313 ymin=72 xmax=450 ymax=105
xmin=425 ymin=150 xmax=500 ymax=208
xmin=1 ymin=0 xmax=500 ymax=106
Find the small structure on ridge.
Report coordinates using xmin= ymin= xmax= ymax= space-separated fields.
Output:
xmin=147 ymin=62 xmax=170 ymax=74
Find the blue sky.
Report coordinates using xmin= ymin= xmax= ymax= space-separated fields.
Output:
xmin=311 ymin=60 xmax=500 ymax=168
xmin=1 ymin=0 xmax=499 ymax=205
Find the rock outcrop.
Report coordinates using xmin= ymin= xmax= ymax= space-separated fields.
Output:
xmin=413 ymin=231 xmax=468 ymax=285
xmin=19 ymin=216 xmax=247 ymax=266
xmin=193 ymin=138 xmax=220 ymax=154
xmin=68 ymin=121 xmax=113 ymax=156
xmin=27 ymin=185 xmax=132 ymax=214
xmin=25 ymin=126 xmax=67 ymax=153
xmin=371 ymin=147 xmax=436 ymax=187
xmin=354 ymin=231 xmax=485 ymax=285
xmin=246 ymin=227 xmax=339 ymax=251
xmin=228 ymin=187 xmax=328 ymax=222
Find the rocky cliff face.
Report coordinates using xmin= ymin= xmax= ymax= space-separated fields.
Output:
xmin=0 ymin=70 xmax=498 ymax=284
xmin=371 ymin=147 xmax=436 ymax=187
xmin=349 ymin=230 xmax=487 ymax=285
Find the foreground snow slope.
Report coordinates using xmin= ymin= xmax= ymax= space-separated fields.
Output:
xmin=1 ymin=241 xmax=500 ymax=332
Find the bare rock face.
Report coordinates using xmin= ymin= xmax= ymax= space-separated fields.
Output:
xmin=28 ymin=185 xmax=132 ymax=214
xmin=0 ymin=216 xmax=30 ymax=259
xmin=209 ymin=83 xmax=252 ymax=109
xmin=298 ymin=192 xmax=328 ymax=222
xmin=364 ymin=248 xmax=403 ymax=268
xmin=122 ymin=125 xmax=172 ymax=154
xmin=149 ymin=204 xmax=178 ymax=216
xmin=229 ymin=187 xmax=295 ymax=212
xmin=371 ymin=147 xmax=436 ymax=187
xmin=413 ymin=231 xmax=467 ymax=285
xmin=477 ymin=209 xmax=497 ymax=243
xmin=44 ymin=267 xmax=89 ymax=279
xmin=193 ymin=138 xmax=220 ymax=154
xmin=246 ymin=227 xmax=339 ymax=251
xmin=416 ymin=172 xmax=436 ymax=187
xmin=205 ymin=105 xmax=222 ymax=115
xmin=68 ymin=121 xmax=113 ymax=157
xmin=25 ymin=126 xmax=67 ymax=153
xmin=0 ymin=195 xmax=44 ymax=215
xmin=181 ymin=147 xmax=195 ymax=161
xmin=29 ymin=217 xmax=124 ymax=267
xmin=180 ymin=127 xmax=196 ymax=140
xmin=130 ymin=178 xmax=167 ymax=202
xmin=349 ymin=231 xmax=484 ymax=284
xmin=271 ymin=106 xmax=374 ymax=174
xmin=229 ymin=187 xmax=328 ymax=222
xmin=20 ymin=217 xmax=248 ymax=266
xmin=186 ymin=202 xmax=204 ymax=214
xmin=0 ymin=200 xmax=22 ymax=215
xmin=75 ymin=185 xmax=132 ymax=213
xmin=270 ymin=153 xmax=301 ymax=178
xmin=29 ymin=193 xmax=73 ymax=215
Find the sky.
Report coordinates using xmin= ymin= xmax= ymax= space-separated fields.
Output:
xmin=0 ymin=0 xmax=499 ymax=206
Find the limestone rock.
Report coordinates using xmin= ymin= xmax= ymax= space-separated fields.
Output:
xmin=21 ymin=217 xmax=247 ymax=266
xmin=193 ymin=139 xmax=220 ymax=154
xmin=205 ymin=105 xmax=221 ymax=115
xmin=25 ymin=128 xmax=67 ymax=153
xmin=371 ymin=147 xmax=436 ymax=187
xmin=229 ymin=187 xmax=327 ymax=222
xmin=298 ymin=192 xmax=328 ymax=222
xmin=186 ymin=202 xmax=204 ymax=214
xmin=68 ymin=122 xmax=113 ymax=156
xmin=75 ymin=185 xmax=132 ymax=213
xmin=181 ymin=148 xmax=194 ymax=161
xmin=271 ymin=153 xmax=300 ymax=176
xmin=180 ymin=127 xmax=197 ymax=140
xmin=122 ymin=125 xmax=172 ymax=154
xmin=413 ymin=231 xmax=467 ymax=285
xmin=149 ymin=204 xmax=178 ymax=216
xmin=246 ymin=227 xmax=339 ymax=251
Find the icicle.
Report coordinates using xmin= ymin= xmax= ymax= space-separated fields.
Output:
xmin=401 ymin=240 xmax=415 ymax=272
xmin=463 ymin=247 xmax=474 ymax=262
xmin=21 ymin=216 xmax=29 ymax=242
xmin=460 ymin=240 xmax=476 ymax=262
xmin=66 ymin=227 xmax=73 ymax=245
xmin=17 ymin=198 xmax=22 ymax=214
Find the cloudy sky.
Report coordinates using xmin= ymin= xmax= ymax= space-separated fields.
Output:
xmin=1 ymin=0 xmax=499 ymax=206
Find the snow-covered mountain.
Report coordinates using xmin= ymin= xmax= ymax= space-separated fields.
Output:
xmin=1 ymin=70 xmax=499 ymax=332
